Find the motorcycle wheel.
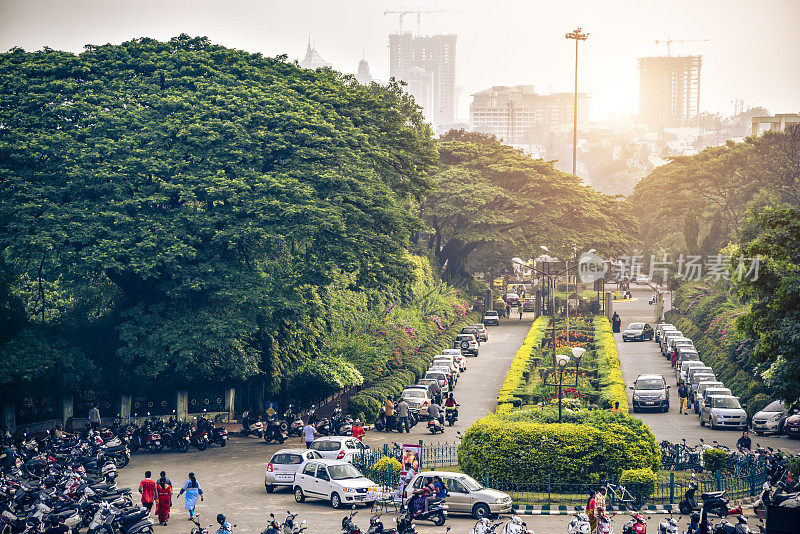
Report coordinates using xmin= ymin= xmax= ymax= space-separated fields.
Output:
xmin=195 ymin=440 xmax=208 ymax=452
xmin=218 ymin=439 xmax=227 ymax=447
xmin=678 ymin=501 xmax=691 ymax=515
xmin=279 ymin=421 xmax=289 ymax=432
xmin=180 ymin=441 xmax=190 ymax=453
xmin=114 ymin=455 xmax=129 ymax=468
xmin=431 ymin=512 xmax=445 ymax=526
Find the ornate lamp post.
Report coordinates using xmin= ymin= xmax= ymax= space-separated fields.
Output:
xmin=571 ymin=347 xmax=586 ymax=387
xmin=555 ymin=353 xmax=571 ymax=423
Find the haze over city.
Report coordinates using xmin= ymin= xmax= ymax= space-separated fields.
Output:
xmin=1 ymin=0 xmax=798 ymax=121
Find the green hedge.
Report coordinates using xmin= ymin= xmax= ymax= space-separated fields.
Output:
xmin=496 ymin=316 xmax=549 ymax=413
xmin=348 ymin=310 xmax=481 ymax=422
xmin=703 ymin=448 xmax=729 ymax=472
xmin=458 ymin=410 xmax=659 ymax=484
xmin=620 ymin=468 xmax=657 ymax=501
xmin=594 ymin=316 xmax=629 ymax=411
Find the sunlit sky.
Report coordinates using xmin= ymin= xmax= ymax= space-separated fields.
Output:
xmin=1 ymin=0 xmax=799 ymax=122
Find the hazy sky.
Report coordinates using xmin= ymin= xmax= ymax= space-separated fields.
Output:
xmin=2 ymin=0 xmax=798 ymax=121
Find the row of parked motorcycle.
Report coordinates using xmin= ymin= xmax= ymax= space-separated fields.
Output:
xmin=240 ymin=404 xmax=357 ymax=445
xmin=660 ymin=438 xmax=798 ymax=473
xmin=0 ymin=427 xmax=154 ymax=534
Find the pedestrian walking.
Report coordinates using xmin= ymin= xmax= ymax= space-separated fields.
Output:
xmin=159 ymin=471 xmax=172 ymax=487
xmin=678 ymin=382 xmax=688 ymax=414
xmin=518 ymin=307 xmax=523 ymax=321
xmin=302 ymin=421 xmax=318 ymax=449
xmin=384 ymin=398 xmax=395 ymax=432
xmin=351 ymin=420 xmax=365 ymax=442
xmin=155 ymin=474 xmax=172 ymax=525
xmin=88 ymin=403 xmax=101 ymax=431
xmin=177 ymin=472 xmax=203 ymax=520
xmin=139 ymin=471 xmax=157 ymax=513
xmin=396 ymin=398 xmax=410 ymax=433
xmin=505 ymin=304 xmax=511 ymax=317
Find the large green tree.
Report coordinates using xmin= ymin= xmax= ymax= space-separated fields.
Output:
xmin=0 ymin=35 xmax=436 ymax=394
xmin=420 ymin=132 xmax=636 ymax=280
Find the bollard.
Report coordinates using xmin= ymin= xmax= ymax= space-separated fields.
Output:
xmin=715 ymin=470 xmax=721 ymax=491
xmin=670 ymin=472 xmax=675 ymax=504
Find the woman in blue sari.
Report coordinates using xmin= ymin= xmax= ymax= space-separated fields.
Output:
xmin=177 ymin=472 xmax=204 ymax=519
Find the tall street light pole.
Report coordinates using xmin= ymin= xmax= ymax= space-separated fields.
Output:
xmin=565 ymin=27 xmax=588 ymax=176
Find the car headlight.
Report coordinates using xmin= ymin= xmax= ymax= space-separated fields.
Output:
xmin=657 ymin=392 xmax=667 ymax=400
xmin=495 ymin=498 xmax=506 ymax=504
xmin=633 ymin=394 xmax=640 ymax=400
xmin=769 ymin=414 xmax=781 ymax=422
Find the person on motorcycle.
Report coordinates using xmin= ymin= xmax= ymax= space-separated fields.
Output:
xmin=594 ymin=486 xmax=608 ymax=522
xmin=216 ymin=514 xmax=232 ymax=534
xmin=430 ymin=382 xmax=442 ymax=405
xmin=585 ymin=491 xmax=597 ymax=532
xmin=444 ymin=393 xmax=459 ymax=419
xmin=737 ymin=431 xmax=752 ymax=451
xmin=433 ymin=476 xmax=447 ymax=501
xmin=351 ymin=420 xmax=365 ymax=442
xmin=427 ymin=400 xmax=442 ymax=425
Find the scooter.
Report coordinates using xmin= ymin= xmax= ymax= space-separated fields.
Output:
xmin=622 ymin=513 xmax=648 ymax=534
xmin=284 ymin=406 xmax=304 ymax=437
xmin=341 ymin=509 xmax=361 ymax=534
xmin=679 ymin=481 xmax=701 ymax=515
xmin=470 ymin=518 xmax=502 ymax=534
xmin=597 ymin=515 xmax=614 ymax=534
xmin=710 ymin=515 xmax=749 ymax=534
xmin=407 ymin=498 xmax=447 ymax=527
xmin=567 ymin=512 xmax=591 ymax=534
xmin=367 ymin=513 xmax=397 ymax=534
xmin=428 ymin=417 xmax=445 ymax=434
xmin=263 ymin=420 xmax=287 ymax=444
xmin=657 ymin=512 xmax=678 ymax=534
xmin=240 ymin=411 xmax=264 ymax=438
xmin=501 ymin=515 xmax=533 ymax=534
xmin=445 ymin=406 xmax=459 ymax=426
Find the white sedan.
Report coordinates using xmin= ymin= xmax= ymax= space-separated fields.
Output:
xmin=293 ymin=459 xmax=377 ymax=508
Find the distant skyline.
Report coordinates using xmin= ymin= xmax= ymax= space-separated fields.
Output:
xmin=1 ymin=0 xmax=798 ymax=122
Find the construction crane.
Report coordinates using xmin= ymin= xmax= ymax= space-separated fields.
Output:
xmin=655 ymin=38 xmax=710 ymax=56
xmin=383 ymin=7 xmax=455 ymax=34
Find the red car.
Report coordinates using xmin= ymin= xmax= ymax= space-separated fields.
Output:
xmin=784 ymin=413 xmax=800 ymax=439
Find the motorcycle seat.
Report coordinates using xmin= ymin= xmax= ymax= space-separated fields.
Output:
xmin=105 ymin=445 xmax=127 ymax=453
xmin=122 ymin=510 xmax=148 ymax=525
xmin=90 ymin=483 xmax=116 ymax=491
xmin=701 ymin=491 xmax=726 ymax=500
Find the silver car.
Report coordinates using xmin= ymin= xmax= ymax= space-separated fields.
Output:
xmin=265 ymin=448 xmax=324 ymax=493
xmin=751 ymin=400 xmax=796 ymax=435
xmin=655 ymin=323 xmax=676 ymax=343
xmin=694 ymin=381 xmax=725 ymax=415
xmin=700 ymin=395 xmax=748 ymax=430
xmin=404 ymin=471 xmax=512 ymax=519
xmin=661 ymin=330 xmax=684 ymax=355
xmin=678 ymin=360 xmax=705 ymax=384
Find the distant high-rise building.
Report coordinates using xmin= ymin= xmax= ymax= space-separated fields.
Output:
xmin=638 ymin=55 xmax=702 ymax=130
xmin=469 ymin=85 xmax=590 ymax=143
xmin=389 ymin=32 xmax=456 ymax=131
xmin=299 ymin=39 xmax=331 ymax=70
xmin=356 ymin=58 xmax=373 ymax=84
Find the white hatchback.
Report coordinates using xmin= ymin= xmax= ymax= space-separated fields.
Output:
xmin=293 ymin=459 xmax=377 ymax=509
xmin=309 ymin=436 xmax=370 ymax=463
xmin=265 ymin=448 xmax=323 ymax=493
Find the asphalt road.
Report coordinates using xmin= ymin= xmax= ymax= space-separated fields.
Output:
xmin=116 ymin=315 xmax=537 ymax=534
xmin=615 ymin=284 xmax=799 ymax=453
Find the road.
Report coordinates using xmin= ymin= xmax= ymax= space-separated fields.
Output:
xmin=116 ymin=315 xmax=536 ymax=534
xmin=615 ymin=284 xmax=799 ymax=453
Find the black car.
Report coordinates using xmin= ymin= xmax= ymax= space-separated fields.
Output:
xmin=622 ymin=322 xmax=654 ymax=342
xmin=482 ymin=310 xmax=500 ymax=326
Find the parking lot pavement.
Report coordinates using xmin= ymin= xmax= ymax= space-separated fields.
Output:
xmin=117 ymin=315 xmax=535 ymax=534
xmin=615 ymin=285 xmax=799 ymax=453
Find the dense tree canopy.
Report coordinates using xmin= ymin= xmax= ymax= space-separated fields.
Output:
xmin=419 ymin=132 xmax=637 ymax=280
xmin=0 ymin=35 xmax=436 ymax=396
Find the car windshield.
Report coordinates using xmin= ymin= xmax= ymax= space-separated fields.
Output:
xmin=762 ymin=400 xmax=787 ymax=412
xmin=328 ymin=464 xmax=363 ymax=480
xmin=458 ymin=475 xmax=483 ymax=491
xmin=635 ymin=379 xmax=664 ymax=390
xmin=484 ymin=312 xmax=498 ymax=317
xmin=403 ymin=390 xmax=425 ymax=398
xmin=628 ymin=323 xmax=644 ymax=329
xmin=713 ymin=397 xmax=742 ymax=409
xmin=507 ymin=293 xmax=519 ymax=298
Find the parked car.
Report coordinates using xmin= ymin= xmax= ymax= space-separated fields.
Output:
xmin=700 ymin=395 xmax=748 ymax=430
xmin=430 ymin=364 xmax=458 ymax=387
xmin=415 ymin=378 xmax=442 ymax=397
xmin=677 ymin=360 xmax=706 ymax=384
xmin=454 ymin=333 xmax=479 ymax=357
xmin=655 ymin=323 xmax=676 ymax=343
xmin=309 ymin=436 xmax=370 ymax=463
xmin=694 ymin=381 xmax=725 ymax=414
xmin=470 ymin=323 xmax=489 ymax=342
xmin=703 ymin=387 xmax=732 ymax=401
xmin=522 ymin=298 xmax=536 ymax=312
xmin=635 ymin=274 xmax=652 ymax=284
xmin=622 ymin=322 xmax=654 ymax=342
xmin=630 ymin=374 xmax=670 ymax=412
xmin=666 ymin=337 xmax=694 ymax=359
xmin=688 ymin=372 xmax=717 ymax=407
xmin=401 ymin=387 xmax=431 ymax=418
xmin=403 ymin=471 xmax=513 ymax=519
xmin=440 ymin=349 xmax=467 ymax=371
xmin=660 ymin=330 xmax=684 ymax=355
xmin=265 ymin=448 xmax=324 ymax=493
xmin=460 ymin=327 xmax=482 ymax=345
xmin=783 ymin=412 xmax=800 ymax=439
xmin=293 ymin=459 xmax=377 ymax=508
xmin=751 ymin=401 xmax=798 ymax=435
xmin=432 ymin=356 xmax=461 ymax=378
xmin=483 ymin=310 xmax=501 ymax=325
xmin=675 ymin=347 xmax=700 ymax=368
xmin=424 ymin=370 xmax=451 ymax=394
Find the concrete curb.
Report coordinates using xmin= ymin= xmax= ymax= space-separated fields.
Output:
xmin=511 ymin=504 xmax=682 ymax=516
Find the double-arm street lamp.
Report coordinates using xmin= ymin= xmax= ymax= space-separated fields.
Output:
xmin=547 ymin=346 xmax=586 ymax=423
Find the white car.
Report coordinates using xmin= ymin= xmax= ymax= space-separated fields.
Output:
xmin=424 ymin=370 xmax=451 ymax=394
xmin=293 ymin=459 xmax=377 ymax=508
xmin=265 ymin=448 xmax=324 ymax=493
xmin=309 ymin=436 xmax=370 ymax=463
xmin=454 ymin=333 xmax=479 ymax=357
xmin=432 ymin=356 xmax=461 ymax=378
xmin=401 ymin=387 xmax=431 ymax=417
xmin=440 ymin=349 xmax=468 ymax=371
xmin=470 ymin=323 xmax=489 ymax=342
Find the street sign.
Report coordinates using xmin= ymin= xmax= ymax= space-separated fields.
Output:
xmin=264 ymin=401 xmax=278 ymax=421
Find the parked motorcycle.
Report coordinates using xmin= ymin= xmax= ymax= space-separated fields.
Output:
xmin=366 ymin=513 xmax=397 ymax=534
xmin=341 ymin=509 xmax=361 ymax=534
xmin=284 ymin=406 xmax=304 ymax=437
xmin=568 ymin=512 xmax=591 ymax=534
xmin=657 ymin=513 xmax=678 ymax=534
xmin=501 ymin=515 xmax=533 ymax=534
xmin=263 ymin=420 xmax=287 ymax=444
xmin=622 ymin=513 xmax=648 ymax=534
xmin=240 ymin=411 xmax=264 ymax=439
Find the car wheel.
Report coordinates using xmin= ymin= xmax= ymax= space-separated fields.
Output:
xmin=632 ymin=406 xmax=638 ymax=413
xmin=473 ymin=503 xmax=491 ymax=519
xmin=431 ymin=512 xmax=446 ymax=526
xmin=293 ymin=487 xmax=305 ymax=503
xmin=331 ymin=492 xmax=342 ymax=509
xmin=265 ymin=484 xmax=274 ymax=494
xmin=700 ymin=418 xmax=705 ymax=427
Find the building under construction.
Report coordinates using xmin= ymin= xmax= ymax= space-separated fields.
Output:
xmin=638 ymin=55 xmax=702 ymax=130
